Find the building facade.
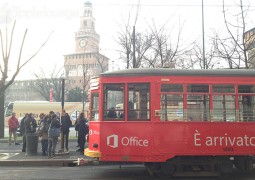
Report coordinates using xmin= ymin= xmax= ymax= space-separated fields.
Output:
xmin=6 ymin=80 xmax=46 ymax=103
xmin=64 ymin=2 xmax=109 ymax=91
xmin=244 ymin=28 xmax=255 ymax=68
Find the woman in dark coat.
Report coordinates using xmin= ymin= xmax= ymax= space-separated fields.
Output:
xmin=47 ymin=114 xmax=60 ymax=159
xmin=77 ymin=112 xmax=88 ymax=154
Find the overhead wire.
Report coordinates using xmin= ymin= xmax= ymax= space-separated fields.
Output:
xmin=92 ymin=3 xmax=255 ymax=8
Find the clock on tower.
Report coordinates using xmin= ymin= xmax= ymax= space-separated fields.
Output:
xmin=79 ymin=38 xmax=87 ymax=48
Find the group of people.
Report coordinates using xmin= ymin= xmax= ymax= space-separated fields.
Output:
xmin=18 ymin=111 xmax=67 ymax=158
xmin=8 ymin=110 xmax=89 ymax=158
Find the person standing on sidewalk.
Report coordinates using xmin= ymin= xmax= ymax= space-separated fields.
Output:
xmin=77 ymin=112 xmax=88 ymax=154
xmin=8 ymin=112 xmax=20 ymax=146
xmin=61 ymin=110 xmax=72 ymax=152
xmin=20 ymin=113 xmax=28 ymax=152
xmin=48 ymin=113 xmax=61 ymax=159
xmin=74 ymin=118 xmax=80 ymax=148
xmin=37 ymin=113 xmax=49 ymax=156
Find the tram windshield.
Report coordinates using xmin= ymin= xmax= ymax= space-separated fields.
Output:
xmin=102 ymin=83 xmax=150 ymax=121
xmin=103 ymin=84 xmax=124 ymax=120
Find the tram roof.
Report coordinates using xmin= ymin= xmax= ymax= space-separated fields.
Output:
xmin=101 ymin=68 xmax=255 ymax=77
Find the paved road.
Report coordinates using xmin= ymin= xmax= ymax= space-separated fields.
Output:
xmin=0 ymin=165 xmax=255 ymax=180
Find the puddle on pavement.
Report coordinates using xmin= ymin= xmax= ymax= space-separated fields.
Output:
xmin=0 ymin=153 xmax=19 ymax=160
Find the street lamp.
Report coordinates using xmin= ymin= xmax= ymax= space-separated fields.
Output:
xmin=60 ymin=78 xmax=65 ymax=152
xmin=61 ymin=78 xmax=65 ymax=111
xmin=202 ymin=0 xmax=206 ymax=69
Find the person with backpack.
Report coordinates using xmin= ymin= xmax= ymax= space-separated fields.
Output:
xmin=24 ymin=113 xmax=37 ymax=133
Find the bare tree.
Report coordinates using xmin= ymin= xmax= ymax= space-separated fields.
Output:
xmin=0 ymin=21 xmax=51 ymax=138
xmin=67 ymin=87 xmax=83 ymax=102
xmin=213 ymin=34 xmax=238 ymax=69
xmin=94 ymin=51 xmax=109 ymax=73
xmin=80 ymin=50 xmax=109 ymax=110
xmin=115 ymin=3 xmax=190 ymax=69
xmin=214 ymin=0 xmax=255 ymax=69
xmin=182 ymin=41 xmax=219 ymax=69
xmin=143 ymin=20 xmax=186 ymax=68
xmin=116 ymin=15 xmax=132 ymax=69
xmin=133 ymin=31 xmax=153 ymax=68
xmin=32 ymin=66 xmax=64 ymax=102
xmin=115 ymin=2 xmax=151 ymax=69
xmin=81 ymin=64 xmax=90 ymax=111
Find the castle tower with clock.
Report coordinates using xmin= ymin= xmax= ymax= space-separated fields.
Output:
xmin=64 ymin=1 xmax=109 ymax=92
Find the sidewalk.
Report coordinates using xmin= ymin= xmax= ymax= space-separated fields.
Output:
xmin=0 ymin=138 xmax=92 ymax=166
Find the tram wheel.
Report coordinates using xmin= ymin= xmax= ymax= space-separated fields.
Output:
xmin=144 ymin=162 xmax=161 ymax=177
xmin=161 ymin=161 xmax=176 ymax=176
xmin=234 ymin=156 xmax=253 ymax=172
xmin=218 ymin=160 xmax=233 ymax=175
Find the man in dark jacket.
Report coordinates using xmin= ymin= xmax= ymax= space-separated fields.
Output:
xmin=20 ymin=114 xmax=28 ymax=152
xmin=61 ymin=110 xmax=72 ymax=152
xmin=77 ymin=112 xmax=89 ymax=154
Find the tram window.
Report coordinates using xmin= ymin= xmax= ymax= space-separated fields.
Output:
xmin=187 ymin=84 xmax=209 ymax=93
xmin=239 ymin=95 xmax=255 ymax=121
xmin=212 ymin=95 xmax=236 ymax=122
xmin=160 ymin=94 xmax=183 ymax=121
xmin=161 ymin=84 xmax=183 ymax=92
xmin=212 ymin=85 xmax=235 ymax=93
xmin=91 ymin=93 xmax=99 ymax=121
xmin=128 ymin=83 xmax=150 ymax=121
xmin=103 ymin=84 xmax=124 ymax=120
xmin=187 ymin=95 xmax=209 ymax=121
xmin=238 ymin=85 xmax=255 ymax=93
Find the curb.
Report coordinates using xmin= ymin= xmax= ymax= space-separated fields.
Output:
xmin=0 ymin=159 xmax=78 ymax=167
xmin=0 ymin=157 xmax=141 ymax=167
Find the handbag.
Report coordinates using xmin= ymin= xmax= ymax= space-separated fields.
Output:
xmin=36 ymin=126 xmax=44 ymax=137
xmin=74 ymin=123 xmax=79 ymax=131
xmin=48 ymin=121 xmax=60 ymax=138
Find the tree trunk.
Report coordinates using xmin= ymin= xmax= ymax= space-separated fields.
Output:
xmin=0 ymin=92 xmax=5 ymax=138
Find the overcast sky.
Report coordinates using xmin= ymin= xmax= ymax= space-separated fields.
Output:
xmin=0 ymin=0 xmax=255 ymax=80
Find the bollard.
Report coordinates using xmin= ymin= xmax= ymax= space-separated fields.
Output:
xmin=26 ymin=133 xmax=38 ymax=155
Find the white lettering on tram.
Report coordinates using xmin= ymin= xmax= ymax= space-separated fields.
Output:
xmin=121 ymin=137 xmax=149 ymax=147
xmin=194 ymin=130 xmax=255 ymax=147
xmin=107 ymin=135 xmax=149 ymax=148
xmin=89 ymin=129 xmax=99 ymax=135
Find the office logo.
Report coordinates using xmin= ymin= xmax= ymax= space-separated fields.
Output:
xmin=107 ymin=134 xmax=118 ymax=148
xmin=107 ymin=134 xmax=149 ymax=148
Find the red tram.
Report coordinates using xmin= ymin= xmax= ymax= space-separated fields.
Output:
xmin=85 ymin=68 xmax=255 ymax=176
